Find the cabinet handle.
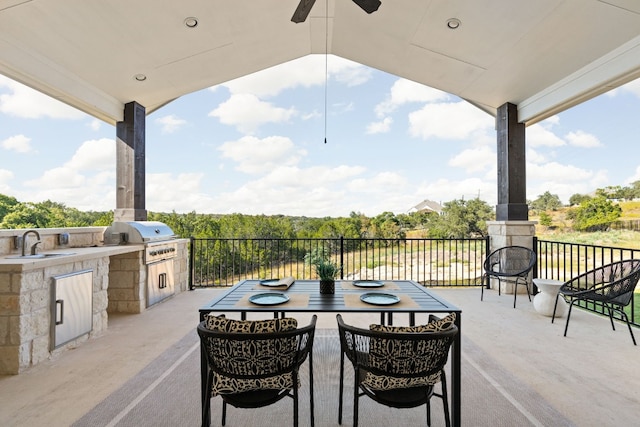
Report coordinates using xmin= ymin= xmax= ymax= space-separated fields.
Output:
xmin=159 ymin=272 xmax=167 ymax=289
xmin=56 ymin=299 xmax=64 ymax=325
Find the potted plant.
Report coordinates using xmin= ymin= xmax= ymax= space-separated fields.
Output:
xmin=305 ymin=249 xmax=341 ymax=294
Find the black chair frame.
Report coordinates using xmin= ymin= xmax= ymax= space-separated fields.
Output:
xmin=552 ymin=260 xmax=640 ymax=345
xmin=336 ymin=314 xmax=458 ymax=427
xmin=197 ymin=315 xmax=316 ymax=427
xmin=482 ymin=245 xmax=537 ymax=308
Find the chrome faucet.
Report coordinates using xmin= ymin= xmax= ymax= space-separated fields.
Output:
xmin=21 ymin=230 xmax=41 ymax=256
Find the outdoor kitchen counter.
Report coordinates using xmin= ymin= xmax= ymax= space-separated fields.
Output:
xmin=0 ymin=244 xmax=145 ymax=271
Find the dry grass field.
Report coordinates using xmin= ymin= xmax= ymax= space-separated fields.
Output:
xmin=531 ymin=201 xmax=640 ymax=249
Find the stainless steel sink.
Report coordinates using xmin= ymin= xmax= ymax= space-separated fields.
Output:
xmin=5 ymin=253 xmax=75 ymax=259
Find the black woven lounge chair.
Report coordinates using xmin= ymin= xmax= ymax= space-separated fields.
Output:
xmin=198 ymin=315 xmax=317 ymax=427
xmin=482 ymin=245 xmax=536 ymax=308
xmin=336 ymin=313 xmax=458 ymax=427
xmin=552 ymin=259 xmax=640 ymax=345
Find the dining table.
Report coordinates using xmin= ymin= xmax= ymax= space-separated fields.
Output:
xmin=198 ymin=279 xmax=462 ymax=427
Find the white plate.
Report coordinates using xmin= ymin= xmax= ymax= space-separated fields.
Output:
xmin=353 ymin=280 xmax=384 ymax=288
xmin=360 ymin=292 xmax=400 ymax=305
xmin=259 ymin=279 xmax=283 ymax=286
xmin=248 ymin=292 xmax=290 ymax=305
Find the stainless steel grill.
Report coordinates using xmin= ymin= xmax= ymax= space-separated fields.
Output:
xmin=103 ymin=221 xmax=178 ymax=307
xmin=103 ymin=221 xmax=176 ymax=244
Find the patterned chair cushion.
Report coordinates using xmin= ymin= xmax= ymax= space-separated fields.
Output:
xmin=369 ymin=312 xmax=456 ymax=333
xmin=204 ymin=314 xmax=298 ymax=332
xmin=204 ymin=315 xmax=299 ymax=396
xmin=363 ymin=313 xmax=456 ymax=390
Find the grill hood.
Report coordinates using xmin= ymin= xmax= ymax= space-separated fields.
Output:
xmin=104 ymin=221 xmax=176 ymax=244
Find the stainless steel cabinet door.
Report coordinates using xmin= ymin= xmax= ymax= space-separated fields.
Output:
xmin=52 ymin=270 xmax=93 ymax=349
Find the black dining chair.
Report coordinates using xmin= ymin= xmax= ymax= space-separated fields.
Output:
xmin=552 ymin=259 xmax=640 ymax=345
xmin=336 ymin=313 xmax=458 ymax=427
xmin=482 ymin=245 xmax=537 ymax=308
xmin=198 ymin=314 xmax=317 ymax=427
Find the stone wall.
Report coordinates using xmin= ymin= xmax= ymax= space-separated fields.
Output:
xmin=107 ymin=239 xmax=189 ymax=314
xmin=0 ymin=227 xmax=106 ymax=256
xmin=0 ymin=256 xmax=110 ymax=375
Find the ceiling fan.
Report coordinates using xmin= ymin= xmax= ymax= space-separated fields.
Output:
xmin=291 ymin=0 xmax=381 ymax=23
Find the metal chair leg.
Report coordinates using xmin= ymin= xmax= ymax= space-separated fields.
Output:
xmin=338 ymin=351 xmax=344 ymax=424
xmin=563 ymin=300 xmax=577 ymax=337
xmin=551 ymin=294 xmax=560 ymax=323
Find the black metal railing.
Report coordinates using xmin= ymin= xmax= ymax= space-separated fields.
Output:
xmin=188 ymin=236 xmax=639 ymax=326
xmin=536 ymin=238 xmax=640 ymax=326
xmin=189 ymin=237 xmax=489 ymax=288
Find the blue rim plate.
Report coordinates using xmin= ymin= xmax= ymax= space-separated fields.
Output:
xmin=360 ymin=292 xmax=400 ymax=305
xmin=259 ymin=279 xmax=282 ymax=286
xmin=249 ymin=292 xmax=290 ymax=305
xmin=353 ymin=280 xmax=384 ymax=288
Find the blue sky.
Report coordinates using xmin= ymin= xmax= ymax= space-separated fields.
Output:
xmin=2 ymin=55 xmax=640 ymax=217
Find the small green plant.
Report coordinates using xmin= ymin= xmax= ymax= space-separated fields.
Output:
xmin=315 ymin=257 xmax=341 ymax=281
xmin=305 ymin=248 xmax=341 ymax=280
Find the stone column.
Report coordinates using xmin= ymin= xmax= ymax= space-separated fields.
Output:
xmin=115 ymin=101 xmax=147 ymax=222
xmin=486 ymin=221 xmax=536 ymax=294
xmin=496 ymin=102 xmax=528 ymax=221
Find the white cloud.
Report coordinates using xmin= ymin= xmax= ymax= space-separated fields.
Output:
xmin=209 ymin=94 xmax=297 ymax=134
xmin=65 ymin=138 xmax=115 ymax=171
xmin=375 ymin=79 xmax=450 ymax=117
xmin=22 ymin=139 xmax=115 ymax=207
xmin=24 ymin=167 xmax=85 ymax=189
xmin=527 ymin=161 xmax=593 ymax=182
xmin=218 ymin=135 xmax=304 ymax=173
xmin=2 ymin=134 xmax=34 ymax=153
xmin=565 ymin=130 xmax=601 ymax=148
xmin=155 ymin=114 xmax=187 ymax=134
xmin=146 ymin=172 xmax=215 ymax=212
xmin=526 ymin=122 xmax=565 ymax=147
xmin=0 ymin=75 xmax=85 ymax=119
xmin=88 ymin=119 xmax=102 ymax=131
xmin=526 ymin=148 xmax=548 ymax=164
xmin=366 ymin=117 xmax=393 ymax=134
xmin=408 ymin=101 xmax=493 ymax=140
xmin=218 ymin=55 xmax=370 ymax=98
xmin=348 ymin=172 xmax=408 ymax=193
xmin=624 ymin=165 xmax=640 ymax=185
xmin=416 ymin=178 xmax=496 ymax=206
xmin=609 ymin=78 xmax=640 ymax=98
xmin=448 ymin=146 xmax=494 ymax=173
xmin=0 ymin=169 xmax=13 ymax=192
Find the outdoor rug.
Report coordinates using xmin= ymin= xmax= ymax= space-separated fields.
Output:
xmin=73 ymin=329 xmax=574 ymax=427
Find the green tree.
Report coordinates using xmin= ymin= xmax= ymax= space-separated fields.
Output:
xmin=538 ymin=212 xmax=552 ymax=227
xmin=0 ymin=202 xmax=51 ymax=228
xmin=428 ymin=198 xmax=494 ymax=238
xmin=0 ymin=194 xmax=19 ymax=223
xmin=571 ymin=196 xmax=621 ymax=232
xmin=568 ymin=193 xmax=591 ymax=206
xmin=530 ymin=191 xmax=562 ymax=211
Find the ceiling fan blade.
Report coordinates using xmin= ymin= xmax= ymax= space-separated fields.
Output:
xmin=291 ymin=0 xmax=317 ymax=23
xmin=352 ymin=0 xmax=381 ymax=14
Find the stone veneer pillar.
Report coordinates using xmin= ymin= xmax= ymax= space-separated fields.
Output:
xmin=486 ymin=220 xmax=536 ymax=294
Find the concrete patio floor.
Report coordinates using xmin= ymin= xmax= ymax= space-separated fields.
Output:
xmin=1 ymin=286 xmax=638 ymax=426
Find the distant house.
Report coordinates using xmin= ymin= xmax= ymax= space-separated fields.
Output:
xmin=408 ymin=199 xmax=443 ymax=215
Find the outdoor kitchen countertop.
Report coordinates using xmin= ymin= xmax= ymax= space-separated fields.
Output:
xmin=0 ymin=244 xmax=145 ymax=271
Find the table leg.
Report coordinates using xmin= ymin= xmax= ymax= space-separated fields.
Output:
xmin=451 ymin=313 xmax=461 ymax=427
xmin=200 ymin=341 xmax=210 ymax=427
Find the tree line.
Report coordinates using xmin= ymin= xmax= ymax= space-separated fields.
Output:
xmin=0 ymin=193 xmax=495 ymax=239
xmin=527 ymin=182 xmax=640 ymax=231
xmin=2 ymin=183 xmax=630 ymax=237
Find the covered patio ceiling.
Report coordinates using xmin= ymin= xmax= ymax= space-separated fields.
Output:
xmin=1 ymin=0 xmax=640 ymax=126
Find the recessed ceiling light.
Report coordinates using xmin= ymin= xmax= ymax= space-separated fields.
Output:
xmin=446 ymin=18 xmax=461 ymax=29
xmin=184 ymin=17 xmax=198 ymax=28
xmin=134 ymin=74 xmax=147 ymax=82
